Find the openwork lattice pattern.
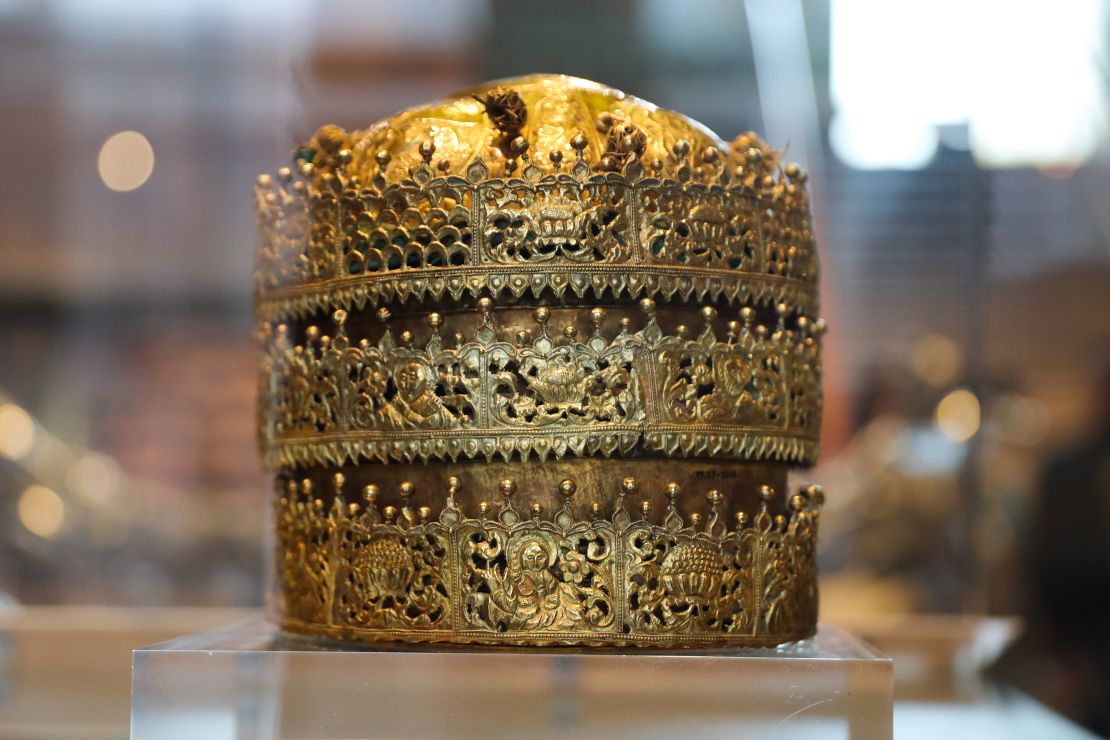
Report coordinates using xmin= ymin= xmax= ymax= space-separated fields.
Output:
xmin=257 ymin=301 xmax=823 ymax=468
xmin=253 ymin=77 xmax=817 ymax=321
xmin=274 ymin=475 xmax=821 ymax=647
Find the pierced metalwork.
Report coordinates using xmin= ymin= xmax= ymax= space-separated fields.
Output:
xmin=256 ymin=74 xmax=828 ymax=648
xmin=254 ymin=75 xmax=817 ymax=321
xmin=275 ymin=475 xmax=822 ymax=647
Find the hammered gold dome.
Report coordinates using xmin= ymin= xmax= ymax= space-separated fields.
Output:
xmin=312 ymin=74 xmax=732 ymax=183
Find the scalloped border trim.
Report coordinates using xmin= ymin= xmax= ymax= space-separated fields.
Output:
xmin=255 ymin=267 xmax=818 ymax=321
xmin=261 ymin=428 xmax=818 ymax=470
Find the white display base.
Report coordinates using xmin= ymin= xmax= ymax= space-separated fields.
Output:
xmin=131 ymin=618 xmax=892 ymax=739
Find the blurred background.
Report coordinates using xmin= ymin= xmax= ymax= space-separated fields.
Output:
xmin=0 ymin=0 xmax=1108 ymax=734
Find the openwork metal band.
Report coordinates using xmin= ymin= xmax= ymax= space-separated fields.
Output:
xmin=274 ymin=474 xmax=822 ymax=647
xmin=253 ymin=111 xmax=817 ymax=321
xmin=257 ymin=300 xmax=823 ymax=469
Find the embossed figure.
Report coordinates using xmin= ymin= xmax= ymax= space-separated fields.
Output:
xmin=699 ymin=354 xmax=756 ymax=422
xmin=659 ymin=345 xmax=781 ymax=427
xmin=486 ymin=534 xmax=562 ymax=630
xmin=378 ymin=361 xmax=459 ymax=430
xmin=467 ymin=529 xmax=613 ymax=632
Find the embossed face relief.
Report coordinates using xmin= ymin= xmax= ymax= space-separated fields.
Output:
xmin=519 ymin=541 xmax=549 ymax=572
xmin=257 ymin=75 xmax=826 ymax=647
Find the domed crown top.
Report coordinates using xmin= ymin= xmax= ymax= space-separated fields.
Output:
xmin=305 ymin=74 xmax=739 ymax=182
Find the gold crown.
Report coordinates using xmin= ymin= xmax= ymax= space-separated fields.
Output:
xmin=255 ymin=74 xmax=826 ymax=647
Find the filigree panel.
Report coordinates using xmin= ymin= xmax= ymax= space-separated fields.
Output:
xmin=342 ymin=177 xmax=474 ymax=277
xmin=258 ymin=302 xmax=823 ymax=468
xmin=254 ymin=131 xmax=819 ymax=319
xmin=479 ymin=170 xmax=632 ymax=264
xmin=654 ymin=309 xmax=784 ymax=428
xmin=273 ymin=474 xmax=822 ymax=647
xmin=639 ymin=183 xmax=760 ymax=272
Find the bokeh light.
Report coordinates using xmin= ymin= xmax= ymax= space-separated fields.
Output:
xmin=910 ymin=333 xmax=962 ymax=387
xmin=992 ymin=394 xmax=1050 ymax=447
xmin=0 ymin=403 xmax=36 ymax=460
xmin=18 ymin=484 xmax=66 ymax=539
xmin=66 ymin=451 xmax=122 ymax=505
xmin=935 ymin=388 xmax=981 ymax=443
xmin=97 ymin=130 xmax=154 ymax=191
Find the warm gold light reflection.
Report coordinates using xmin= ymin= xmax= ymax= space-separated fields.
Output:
xmin=66 ymin=452 xmax=122 ymax=505
xmin=18 ymin=484 xmax=66 ymax=539
xmin=935 ymin=388 xmax=981 ymax=443
xmin=910 ymin=333 xmax=961 ymax=387
xmin=97 ymin=130 xmax=154 ymax=191
xmin=0 ymin=403 xmax=36 ymax=460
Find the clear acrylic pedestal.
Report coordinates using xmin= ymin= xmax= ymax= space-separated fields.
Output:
xmin=131 ymin=618 xmax=892 ymax=739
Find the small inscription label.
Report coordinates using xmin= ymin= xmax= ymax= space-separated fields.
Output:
xmin=694 ymin=469 xmax=738 ymax=480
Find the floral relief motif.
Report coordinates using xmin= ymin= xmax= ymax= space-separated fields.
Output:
xmin=274 ymin=480 xmax=453 ymax=630
xmin=488 ymin=307 xmax=642 ymax=428
xmin=656 ymin=309 xmax=785 ymax=428
xmin=624 ymin=486 xmax=819 ymax=637
xmin=273 ymin=475 xmax=821 ymax=646
xmin=334 ymin=526 xmax=452 ymax=630
xmin=639 ymin=184 xmax=759 ymax=271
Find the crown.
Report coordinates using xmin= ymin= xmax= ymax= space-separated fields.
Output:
xmin=255 ymin=74 xmax=826 ymax=647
